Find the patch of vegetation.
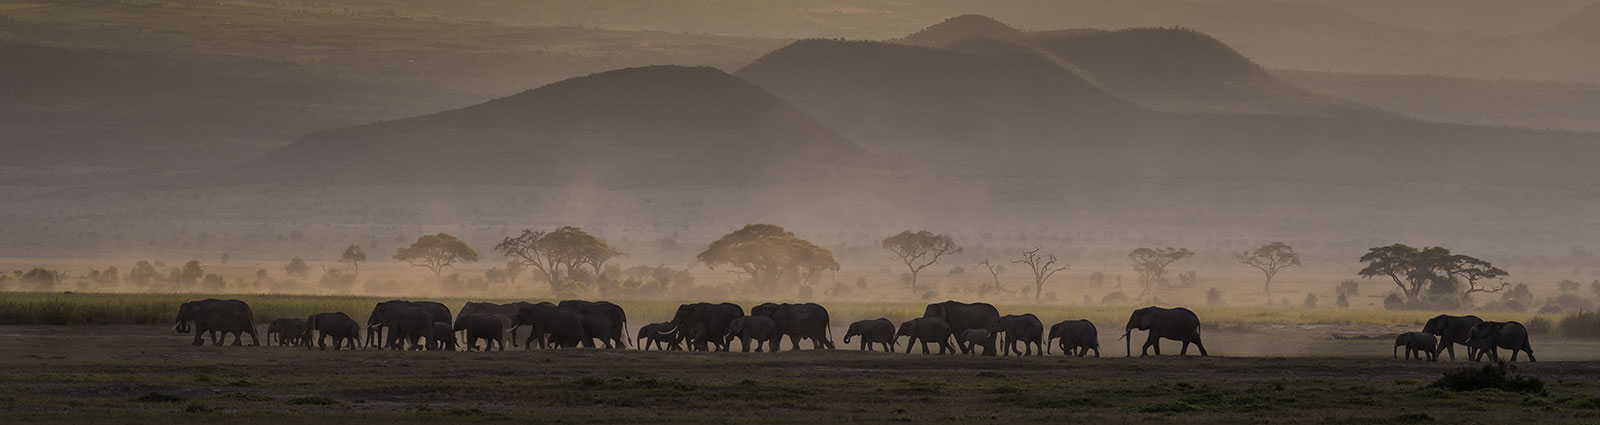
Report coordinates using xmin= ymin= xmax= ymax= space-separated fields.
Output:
xmin=1430 ymin=362 xmax=1545 ymax=394
xmin=975 ymin=371 xmax=1006 ymax=378
xmin=1126 ymin=401 xmax=1198 ymax=413
xmin=1025 ymin=397 xmax=1108 ymax=409
xmin=446 ymin=407 xmax=484 ymax=416
xmin=285 ymin=396 xmax=340 ymax=406
xmin=213 ymin=392 xmax=274 ymax=402
xmin=134 ymin=392 xmax=183 ymax=403
xmin=183 ymin=404 xmax=212 ymax=413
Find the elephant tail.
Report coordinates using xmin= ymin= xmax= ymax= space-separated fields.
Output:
xmin=623 ymin=320 xmax=632 ymax=348
xmin=826 ymin=319 xmax=835 ymax=349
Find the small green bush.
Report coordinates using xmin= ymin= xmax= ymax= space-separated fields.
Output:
xmin=1430 ymin=362 xmax=1544 ymax=394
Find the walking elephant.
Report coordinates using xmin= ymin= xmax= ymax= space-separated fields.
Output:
xmin=1123 ymin=306 xmax=1207 ymax=357
xmin=305 ymin=312 xmax=361 ymax=350
xmin=955 ymin=329 xmax=996 ymax=355
xmin=512 ymin=303 xmax=587 ymax=349
xmin=174 ymin=299 xmax=259 ymax=347
xmin=843 ymin=318 xmax=897 ymax=352
xmin=751 ymin=303 xmax=835 ymax=351
xmin=368 ymin=303 xmax=435 ymax=350
xmin=459 ymin=301 xmax=537 ymax=347
xmin=1394 ymin=332 xmax=1437 ymax=361
xmin=266 ymin=318 xmax=307 ymax=347
xmin=560 ymin=300 xmax=629 ymax=349
xmin=665 ymin=302 xmax=745 ymax=352
xmin=923 ymin=301 xmax=999 ymax=339
xmin=724 ymin=316 xmax=779 ymax=352
xmin=991 ymin=314 xmax=1044 ymax=356
xmin=365 ymin=300 xmax=451 ymax=349
xmin=455 ymin=314 xmax=505 ymax=351
xmin=1422 ymin=314 xmax=1482 ymax=361
xmin=897 ymin=317 xmax=956 ymax=355
xmin=1467 ymin=321 xmax=1536 ymax=362
xmin=1047 ymin=319 xmax=1100 ymax=357
xmin=431 ymin=322 xmax=458 ymax=351
xmin=637 ymin=322 xmax=683 ymax=351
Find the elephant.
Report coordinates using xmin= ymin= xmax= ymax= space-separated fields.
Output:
xmin=174 ymin=299 xmax=259 ymax=347
xmin=955 ymin=329 xmax=997 ymax=355
xmin=560 ymin=300 xmax=629 ymax=349
xmin=1466 ymin=321 xmax=1536 ymax=362
xmin=1047 ymin=319 xmax=1100 ymax=357
xmin=305 ymin=312 xmax=361 ymax=350
xmin=266 ymin=318 xmax=307 ymax=347
xmin=637 ymin=322 xmax=683 ymax=351
xmin=454 ymin=314 xmax=505 ymax=351
xmin=512 ymin=302 xmax=587 ymax=349
xmin=1394 ymin=332 xmax=1437 ymax=361
xmin=896 ymin=317 xmax=956 ymax=355
xmin=365 ymin=300 xmax=452 ymax=349
xmin=431 ymin=322 xmax=458 ymax=351
xmin=459 ymin=301 xmax=537 ymax=347
xmin=991 ymin=314 xmax=1044 ymax=356
xmin=724 ymin=316 xmax=780 ymax=352
xmin=578 ymin=314 xmax=619 ymax=349
xmin=1123 ymin=306 xmax=1207 ymax=357
xmin=923 ymin=301 xmax=1000 ymax=339
xmin=843 ymin=318 xmax=897 ymax=352
xmin=665 ymin=302 xmax=745 ymax=352
xmin=1421 ymin=314 xmax=1483 ymax=361
xmin=750 ymin=303 xmax=835 ymax=351
xmin=368 ymin=303 xmax=435 ymax=350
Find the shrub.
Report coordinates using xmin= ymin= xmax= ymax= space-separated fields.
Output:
xmin=1383 ymin=293 xmax=1406 ymax=310
xmin=1525 ymin=316 xmax=1554 ymax=335
xmin=1336 ymin=294 xmax=1350 ymax=309
xmin=1430 ymin=362 xmax=1544 ymax=394
xmin=1303 ymin=294 xmax=1319 ymax=309
xmin=1101 ymin=292 xmax=1129 ymax=305
xmin=1558 ymin=311 xmax=1600 ymax=338
xmin=1206 ymin=288 xmax=1225 ymax=308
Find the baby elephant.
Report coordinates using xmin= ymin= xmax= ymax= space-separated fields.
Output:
xmin=897 ymin=317 xmax=955 ymax=355
xmin=843 ymin=318 xmax=897 ymax=352
xmin=455 ymin=314 xmax=505 ymax=351
xmin=430 ymin=322 xmax=458 ymax=351
xmin=1394 ymin=332 xmax=1438 ymax=361
xmin=725 ymin=316 xmax=779 ymax=352
xmin=305 ymin=312 xmax=361 ymax=350
xmin=955 ymin=329 xmax=997 ymax=355
xmin=637 ymin=322 xmax=683 ymax=351
xmin=267 ymin=318 xmax=307 ymax=347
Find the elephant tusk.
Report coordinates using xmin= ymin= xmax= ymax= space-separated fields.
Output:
xmin=657 ymin=324 xmax=678 ymax=335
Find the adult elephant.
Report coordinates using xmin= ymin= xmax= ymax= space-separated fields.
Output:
xmin=1467 ymin=321 xmax=1536 ymax=362
xmin=896 ymin=317 xmax=956 ymax=355
xmin=174 ymin=299 xmax=259 ymax=347
xmin=266 ymin=318 xmax=307 ymax=347
xmin=665 ymin=302 xmax=745 ymax=352
xmin=365 ymin=300 xmax=452 ymax=349
xmin=455 ymin=314 xmax=506 ymax=351
xmin=305 ymin=312 xmax=361 ymax=350
xmin=1422 ymin=314 xmax=1482 ymax=361
xmin=991 ymin=314 xmax=1044 ymax=356
xmin=460 ymin=301 xmax=537 ymax=347
xmin=368 ymin=303 xmax=435 ymax=350
xmin=923 ymin=301 xmax=999 ymax=339
xmin=1123 ymin=306 xmax=1207 ymax=357
xmin=750 ymin=303 xmax=834 ymax=351
xmin=1047 ymin=319 xmax=1100 ymax=357
xmin=560 ymin=300 xmax=628 ymax=349
xmin=512 ymin=302 xmax=587 ymax=349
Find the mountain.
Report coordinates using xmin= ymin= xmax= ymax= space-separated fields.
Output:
xmin=1544 ymin=2 xmax=1600 ymax=38
xmin=899 ymin=14 xmax=1024 ymax=47
xmin=235 ymin=66 xmax=870 ymax=186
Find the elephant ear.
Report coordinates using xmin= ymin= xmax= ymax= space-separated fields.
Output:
xmin=1140 ymin=310 xmax=1158 ymax=329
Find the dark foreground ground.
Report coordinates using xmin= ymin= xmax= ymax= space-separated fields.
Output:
xmin=2 ymin=326 xmax=1599 ymax=424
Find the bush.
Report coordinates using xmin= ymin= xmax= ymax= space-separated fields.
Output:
xmin=1101 ymin=292 xmax=1129 ymax=305
xmin=1550 ymin=294 xmax=1595 ymax=312
xmin=1206 ymin=288 xmax=1225 ymax=308
xmin=1383 ymin=293 xmax=1406 ymax=310
xmin=1336 ymin=294 xmax=1350 ymax=309
xmin=1558 ymin=311 xmax=1600 ymax=338
xmin=1303 ymin=294 xmax=1319 ymax=309
xmin=1430 ymin=362 xmax=1544 ymax=394
xmin=1525 ymin=316 xmax=1554 ymax=335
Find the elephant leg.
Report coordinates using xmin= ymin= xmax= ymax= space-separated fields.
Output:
xmin=791 ymin=336 xmax=802 ymax=351
xmin=1524 ymin=348 xmax=1536 ymax=362
xmin=1444 ymin=342 xmax=1456 ymax=361
xmin=1140 ymin=334 xmax=1156 ymax=356
xmin=231 ymin=331 xmax=244 ymax=346
xmin=1180 ymin=341 xmax=1190 ymax=356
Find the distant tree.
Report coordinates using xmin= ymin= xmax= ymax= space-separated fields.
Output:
xmin=1557 ymin=279 xmax=1581 ymax=293
xmin=881 ymin=230 xmax=961 ymax=293
xmin=340 ymin=244 xmax=368 ymax=276
xmin=1336 ymin=280 xmax=1360 ymax=298
xmin=976 ymin=260 xmax=1010 ymax=294
xmin=1358 ymin=244 xmax=1426 ymax=302
xmin=696 ymin=224 xmax=838 ymax=290
xmin=1013 ymin=247 xmax=1068 ymax=300
xmin=129 ymin=261 xmax=158 ymax=287
xmin=285 ymin=257 xmax=310 ymax=278
xmin=219 ymin=253 xmax=230 ymax=265
xmin=1128 ymin=247 xmax=1192 ymax=298
xmin=177 ymin=260 xmax=205 ymax=289
xmin=1206 ymin=287 xmax=1225 ymax=308
xmin=505 ymin=260 xmax=523 ymax=287
xmin=1236 ymin=242 xmax=1301 ymax=294
xmin=394 ymin=233 xmax=478 ymax=277
xmin=1303 ymin=294 xmax=1319 ymax=309
xmin=95 ymin=266 xmax=119 ymax=286
xmin=1335 ymin=293 xmax=1350 ymax=309
xmin=319 ymin=269 xmax=357 ymax=292
xmin=1592 ymin=280 xmax=1600 ymax=298
xmin=255 ymin=269 xmax=268 ymax=281
xmin=1358 ymin=244 xmax=1508 ymax=303
xmin=20 ymin=268 xmax=58 ymax=291
xmin=1087 ymin=271 xmax=1105 ymax=288
xmin=485 ymin=267 xmax=508 ymax=284
xmin=496 ymin=226 xmax=616 ymax=295
xmin=201 ymin=274 xmax=226 ymax=292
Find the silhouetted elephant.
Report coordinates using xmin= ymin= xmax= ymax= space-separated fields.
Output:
xmin=454 ymin=314 xmax=505 ymax=351
xmin=365 ymin=300 xmax=451 ymax=349
xmin=843 ymin=318 xmax=897 ymax=352
xmin=266 ymin=318 xmax=307 ymax=347
xmin=459 ymin=301 xmax=537 ymax=347
xmin=512 ymin=303 xmax=586 ymax=349
xmin=578 ymin=314 xmax=618 ymax=349
xmin=751 ymin=302 xmax=834 ymax=351
xmin=431 ymin=322 xmax=458 ymax=351
xmin=991 ymin=314 xmax=1044 ymax=356
xmin=666 ymin=302 xmax=745 ymax=352
xmin=897 ymin=317 xmax=956 ymax=355
xmin=1123 ymin=306 xmax=1207 ymax=357
xmin=923 ymin=301 xmax=999 ymax=342
xmin=560 ymin=300 xmax=628 ymax=349
xmin=1467 ymin=321 xmax=1536 ymax=362
xmin=955 ymin=329 xmax=996 ymax=355
xmin=368 ymin=303 xmax=435 ymax=350
xmin=174 ymin=299 xmax=259 ymax=347
xmin=1394 ymin=332 xmax=1437 ymax=361
xmin=724 ymin=316 xmax=779 ymax=352
xmin=305 ymin=312 xmax=361 ymax=350
xmin=1422 ymin=314 xmax=1482 ymax=361
xmin=1047 ymin=319 xmax=1100 ymax=357
xmin=637 ymin=322 xmax=683 ymax=351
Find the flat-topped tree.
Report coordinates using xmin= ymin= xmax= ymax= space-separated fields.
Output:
xmin=394 ymin=233 xmax=478 ymax=278
xmin=1236 ymin=242 xmax=1301 ymax=294
xmin=1129 ymin=247 xmax=1191 ymax=299
xmin=495 ymin=226 xmax=616 ymax=295
xmin=1358 ymin=244 xmax=1509 ymax=303
xmin=882 ymin=230 xmax=961 ymax=293
xmin=697 ymin=224 xmax=838 ymax=290
xmin=340 ymin=244 xmax=367 ymax=276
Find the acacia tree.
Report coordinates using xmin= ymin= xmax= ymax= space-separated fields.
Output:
xmin=494 ymin=226 xmax=617 ymax=295
xmin=1013 ymin=247 xmax=1068 ymax=300
xmin=393 ymin=233 xmax=478 ymax=277
xmin=1128 ymin=247 xmax=1192 ymax=298
xmin=696 ymin=224 xmax=838 ymax=291
xmin=976 ymin=260 xmax=1011 ymax=294
xmin=340 ymin=244 xmax=368 ymax=276
xmin=1359 ymin=244 xmax=1509 ymax=302
xmin=1236 ymin=242 xmax=1302 ymax=294
xmin=881 ymin=230 xmax=961 ymax=293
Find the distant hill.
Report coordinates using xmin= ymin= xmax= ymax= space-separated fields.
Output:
xmin=736 ymin=39 xmax=1142 ymax=157
xmin=1278 ymin=70 xmax=1600 ymax=133
xmin=235 ymin=66 xmax=869 ymax=186
xmin=1544 ymin=2 xmax=1600 ymax=37
xmin=899 ymin=14 xmax=1023 ymax=47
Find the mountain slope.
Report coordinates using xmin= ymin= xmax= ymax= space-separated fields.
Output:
xmin=237 ymin=65 xmax=869 ymax=185
xmin=899 ymin=14 xmax=1024 ymax=47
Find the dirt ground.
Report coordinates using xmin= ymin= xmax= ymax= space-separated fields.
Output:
xmin=2 ymin=325 xmax=1599 ymax=424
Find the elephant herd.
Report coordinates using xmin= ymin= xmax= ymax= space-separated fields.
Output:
xmin=1394 ymin=314 xmax=1537 ymax=362
xmin=174 ymin=298 xmax=1216 ymax=358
